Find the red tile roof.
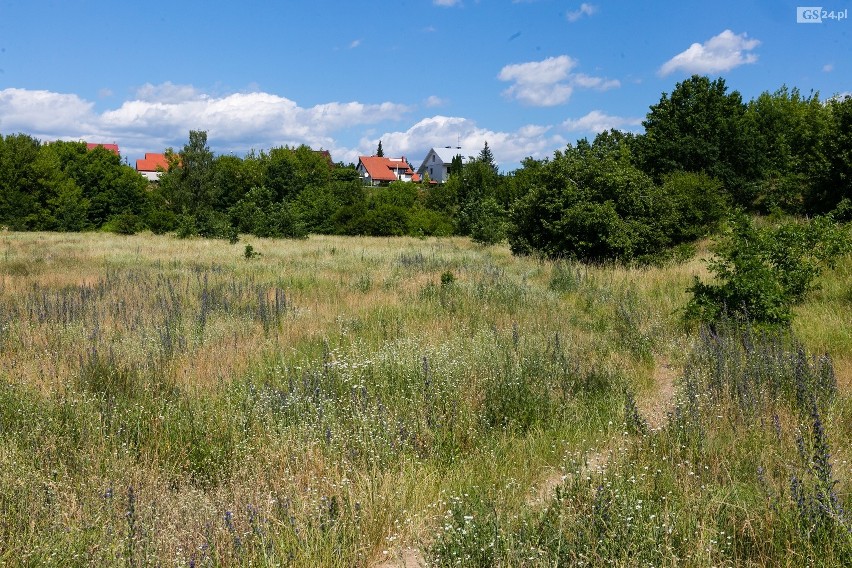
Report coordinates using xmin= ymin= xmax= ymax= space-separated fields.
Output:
xmin=358 ymin=156 xmax=420 ymax=182
xmin=136 ymin=152 xmax=170 ymax=172
xmin=86 ymin=142 xmax=120 ymax=155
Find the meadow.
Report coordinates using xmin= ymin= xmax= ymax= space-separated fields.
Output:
xmin=0 ymin=231 xmax=849 ymax=567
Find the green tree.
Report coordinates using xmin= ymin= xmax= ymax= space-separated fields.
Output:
xmin=33 ymin=140 xmax=149 ymax=229
xmin=229 ymin=185 xmax=306 ymax=239
xmin=469 ymin=197 xmax=507 ymax=245
xmin=746 ymin=86 xmax=830 ymax=213
xmin=477 ymin=141 xmax=498 ymax=174
xmin=0 ymin=133 xmax=41 ymax=229
xmin=333 ymin=182 xmax=418 ymax=236
xmin=661 ymin=171 xmax=728 ymax=242
xmin=27 ymin=143 xmax=79 ymax=230
xmin=509 ymin=132 xmax=680 ymax=262
xmin=31 ymin=141 xmax=147 ymax=230
xmin=49 ymin=180 xmax=89 ymax=231
xmin=143 ymin=187 xmax=178 ymax=234
xmin=636 ymin=75 xmax=761 ymax=207
xmin=263 ymin=145 xmax=332 ymax=203
xmin=293 ymin=182 xmax=348 ymax=234
xmin=376 ymin=140 xmax=384 ymax=157
xmin=159 ymin=130 xmax=215 ymax=216
xmin=455 ymin=160 xmax=501 ymax=235
xmin=449 ymin=154 xmax=464 ymax=178
xmin=812 ymin=95 xmax=852 ymax=212
xmin=212 ymin=154 xmax=262 ymax=212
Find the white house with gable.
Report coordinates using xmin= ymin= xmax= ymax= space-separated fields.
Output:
xmin=417 ymin=147 xmax=474 ymax=183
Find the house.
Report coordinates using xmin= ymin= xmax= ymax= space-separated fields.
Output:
xmin=417 ymin=147 xmax=473 ymax=183
xmin=356 ymin=156 xmax=421 ymax=186
xmin=136 ymin=152 xmax=170 ymax=182
xmin=85 ymin=142 xmax=120 ymax=156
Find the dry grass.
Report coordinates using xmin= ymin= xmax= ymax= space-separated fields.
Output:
xmin=1 ymin=231 xmax=849 ymax=566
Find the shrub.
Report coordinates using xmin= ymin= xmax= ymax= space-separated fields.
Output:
xmin=685 ymin=213 xmax=849 ymax=326
xmin=349 ymin=203 xmax=410 ymax=236
xmin=408 ymin=207 xmax=454 ymax=237
xmin=194 ymin=209 xmax=235 ymax=239
xmin=662 ymin=171 xmax=728 ymax=241
xmin=143 ymin=208 xmax=178 ymax=235
xmin=104 ymin=211 xmax=141 ymax=235
xmin=507 ymin=136 xmax=679 ymax=262
xmin=244 ymin=244 xmax=260 ymax=259
xmin=175 ymin=213 xmax=199 ymax=239
xmin=469 ymin=197 xmax=507 ymax=245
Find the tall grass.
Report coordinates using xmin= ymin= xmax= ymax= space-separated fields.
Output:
xmin=0 ymin=231 xmax=848 ymax=566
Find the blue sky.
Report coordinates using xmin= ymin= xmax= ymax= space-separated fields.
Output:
xmin=0 ymin=0 xmax=848 ymax=171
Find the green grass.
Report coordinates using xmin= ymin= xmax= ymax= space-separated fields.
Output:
xmin=0 ymin=231 xmax=849 ymax=566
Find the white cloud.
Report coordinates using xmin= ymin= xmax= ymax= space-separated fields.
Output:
xmin=424 ymin=95 xmax=448 ymax=107
xmin=0 ymin=88 xmax=96 ymax=132
xmin=659 ymin=30 xmax=760 ymax=76
xmin=349 ymin=39 xmax=362 ymax=49
xmin=499 ymin=55 xmax=577 ymax=86
xmin=571 ymin=74 xmax=620 ymax=90
xmin=561 ymin=110 xmax=641 ymax=133
xmin=360 ymin=115 xmax=565 ymax=168
xmin=498 ymin=55 xmax=619 ymax=106
xmin=433 ymin=0 xmax=461 ymax=6
xmin=566 ymin=3 xmax=597 ymax=22
xmin=134 ymin=82 xmax=203 ymax=103
xmin=0 ymin=85 xmax=411 ymax=163
xmin=823 ymin=63 xmax=834 ymax=73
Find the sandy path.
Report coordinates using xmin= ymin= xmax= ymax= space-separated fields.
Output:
xmin=638 ymin=357 xmax=680 ymax=430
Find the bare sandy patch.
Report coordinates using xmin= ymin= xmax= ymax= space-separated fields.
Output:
xmin=371 ymin=547 xmax=426 ymax=568
xmin=638 ymin=357 xmax=680 ymax=430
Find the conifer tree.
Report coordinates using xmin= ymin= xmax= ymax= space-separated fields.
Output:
xmin=477 ymin=141 xmax=497 ymax=173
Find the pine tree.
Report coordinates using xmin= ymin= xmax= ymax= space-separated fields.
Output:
xmin=477 ymin=141 xmax=497 ymax=174
xmin=449 ymin=154 xmax=464 ymax=178
xmin=376 ymin=140 xmax=384 ymax=157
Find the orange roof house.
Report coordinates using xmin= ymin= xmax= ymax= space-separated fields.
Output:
xmin=356 ymin=156 xmax=421 ymax=186
xmin=86 ymin=142 xmax=120 ymax=156
xmin=136 ymin=153 xmax=170 ymax=182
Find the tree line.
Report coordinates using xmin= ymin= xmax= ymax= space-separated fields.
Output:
xmin=1 ymin=75 xmax=850 ymax=263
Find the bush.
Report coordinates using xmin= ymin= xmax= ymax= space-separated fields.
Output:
xmin=244 ymin=244 xmax=260 ymax=259
xmin=408 ymin=207 xmax=454 ymax=237
xmin=195 ymin=209 xmax=234 ymax=239
xmin=469 ymin=197 xmax=507 ymax=245
xmin=175 ymin=214 xmax=199 ymax=239
xmin=507 ymin=135 xmax=679 ymax=262
xmin=143 ymin=207 xmax=178 ymax=235
xmin=662 ymin=171 xmax=728 ymax=241
xmin=345 ymin=203 xmax=410 ymax=236
xmin=103 ymin=211 xmax=141 ymax=235
xmin=685 ymin=213 xmax=849 ymax=326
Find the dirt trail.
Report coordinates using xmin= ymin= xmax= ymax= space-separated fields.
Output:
xmin=375 ymin=358 xmax=682 ymax=567
xmin=638 ymin=357 xmax=680 ymax=431
xmin=371 ymin=547 xmax=425 ymax=568
xmin=834 ymin=356 xmax=852 ymax=391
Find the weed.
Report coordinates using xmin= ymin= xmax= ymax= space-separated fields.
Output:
xmin=244 ymin=244 xmax=260 ymax=259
